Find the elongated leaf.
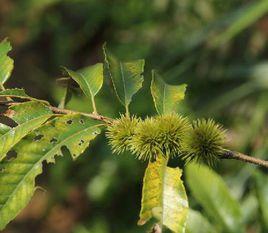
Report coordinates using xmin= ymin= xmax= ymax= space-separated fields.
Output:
xmin=185 ymin=163 xmax=243 ymax=233
xmin=186 ymin=209 xmax=215 ymax=233
xmin=0 ymin=88 xmax=49 ymax=104
xmin=64 ymin=63 xmax=103 ymax=112
xmin=0 ymin=101 xmax=52 ymax=161
xmin=103 ymin=45 xmax=144 ymax=114
xmin=254 ymin=170 xmax=268 ymax=230
xmin=151 ymin=71 xmax=187 ymax=114
xmin=0 ymin=114 xmax=101 ymax=230
xmin=138 ymin=157 xmax=188 ymax=233
xmin=0 ymin=39 xmax=14 ymax=84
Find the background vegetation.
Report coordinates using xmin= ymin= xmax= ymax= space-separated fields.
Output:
xmin=1 ymin=0 xmax=268 ymax=232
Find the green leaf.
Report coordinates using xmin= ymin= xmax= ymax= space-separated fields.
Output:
xmin=63 ymin=63 xmax=103 ymax=113
xmin=0 ymin=114 xmax=101 ymax=230
xmin=0 ymin=101 xmax=52 ymax=161
xmin=186 ymin=209 xmax=215 ymax=233
xmin=151 ymin=70 xmax=187 ymax=114
xmin=103 ymin=45 xmax=144 ymax=115
xmin=0 ymin=88 xmax=49 ymax=105
xmin=254 ymin=170 xmax=268 ymax=230
xmin=0 ymin=39 xmax=14 ymax=84
xmin=138 ymin=157 xmax=188 ymax=233
xmin=185 ymin=163 xmax=243 ymax=233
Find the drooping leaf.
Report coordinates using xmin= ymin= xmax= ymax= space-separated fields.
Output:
xmin=138 ymin=157 xmax=188 ymax=233
xmin=0 ymin=39 xmax=14 ymax=84
xmin=63 ymin=63 xmax=103 ymax=112
xmin=0 ymin=114 xmax=101 ymax=230
xmin=185 ymin=163 xmax=243 ymax=233
xmin=151 ymin=70 xmax=187 ymax=114
xmin=103 ymin=45 xmax=144 ymax=114
xmin=254 ymin=170 xmax=268 ymax=230
xmin=0 ymin=101 xmax=52 ymax=161
xmin=186 ymin=209 xmax=215 ymax=233
xmin=0 ymin=88 xmax=49 ymax=105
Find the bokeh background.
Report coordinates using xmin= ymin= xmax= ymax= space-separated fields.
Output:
xmin=1 ymin=0 xmax=268 ymax=232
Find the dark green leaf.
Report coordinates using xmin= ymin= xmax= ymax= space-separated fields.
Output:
xmin=103 ymin=45 xmax=144 ymax=115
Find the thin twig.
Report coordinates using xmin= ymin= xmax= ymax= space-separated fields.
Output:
xmin=221 ymin=149 xmax=268 ymax=168
xmin=0 ymin=100 xmax=113 ymax=124
xmin=49 ymin=106 xmax=113 ymax=124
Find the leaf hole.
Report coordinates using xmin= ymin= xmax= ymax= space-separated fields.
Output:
xmin=79 ymin=119 xmax=85 ymax=124
xmin=34 ymin=134 xmax=44 ymax=141
xmin=6 ymin=150 xmax=17 ymax=161
xmin=66 ymin=120 xmax=73 ymax=125
xmin=50 ymin=137 xmax=58 ymax=144
xmin=78 ymin=139 xmax=85 ymax=146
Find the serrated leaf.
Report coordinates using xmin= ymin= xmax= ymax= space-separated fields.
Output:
xmin=138 ymin=157 xmax=188 ymax=233
xmin=0 ymin=39 xmax=14 ymax=84
xmin=185 ymin=163 xmax=243 ymax=233
xmin=0 ymin=101 xmax=52 ymax=161
xmin=151 ymin=70 xmax=187 ymax=114
xmin=63 ymin=63 xmax=103 ymax=112
xmin=0 ymin=114 xmax=101 ymax=230
xmin=103 ymin=45 xmax=144 ymax=114
xmin=0 ymin=88 xmax=49 ymax=105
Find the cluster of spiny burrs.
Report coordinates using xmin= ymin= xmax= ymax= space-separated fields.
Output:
xmin=106 ymin=113 xmax=226 ymax=165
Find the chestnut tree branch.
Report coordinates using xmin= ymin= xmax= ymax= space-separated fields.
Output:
xmin=221 ymin=149 xmax=268 ymax=168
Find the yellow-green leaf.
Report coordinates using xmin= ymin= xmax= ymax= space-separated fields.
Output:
xmin=0 ymin=114 xmax=101 ymax=230
xmin=0 ymin=39 xmax=14 ymax=84
xmin=138 ymin=157 xmax=188 ymax=233
xmin=63 ymin=63 xmax=103 ymax=112
xmin=151 ymin=70 xmax=187 ymax=114
xmin=186 ymin=163 xmax=243 ymax=233
xmin=103 ymin=45 xmax=144 ymax=114
xmin=0 ymin=101 xmax=52 ymax=161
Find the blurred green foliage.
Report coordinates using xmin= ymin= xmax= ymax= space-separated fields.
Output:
xmin=1 ymin=0 xmax=268 ymax=232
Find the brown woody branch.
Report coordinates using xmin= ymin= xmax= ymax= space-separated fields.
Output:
xmin=221 ymin=149 xmax=268 ymax=168
xmin=1 ymin=100 xmax=268 ymax=168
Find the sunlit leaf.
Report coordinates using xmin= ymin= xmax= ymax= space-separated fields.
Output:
xmin=0 ymin=88 xmax=49 ymax=105
xmin=185 ymin=163 xmax=243 ymax=233
xmin=0 ymin=39 xmax=14 ymax=84
xmin=151 ymin=70 xmax=186 ymax=114
xmin=138 ymin=157 xmax=188 ymax=233
xmin=0 ymin=114 xmax=101 ymax=230
xmin=64 ymin=63 xmax=103 ymax=112
xmin=0 ymin=101 xmax=52 ymax=161
xmin=103 ymin=45 xmax=144 ymax=114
